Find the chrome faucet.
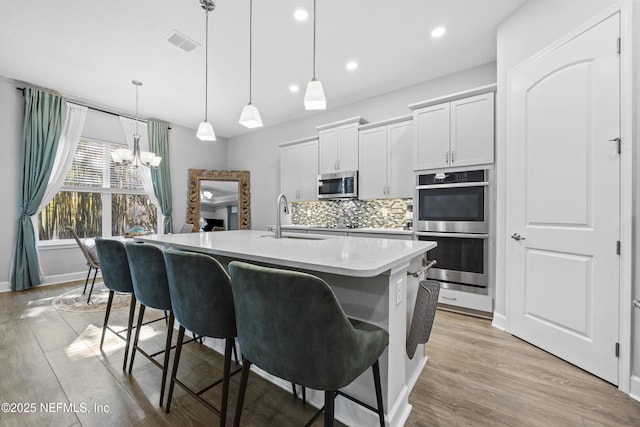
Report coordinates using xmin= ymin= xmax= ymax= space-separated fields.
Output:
xmin=275 ymin=193 xmax=289 ymax=239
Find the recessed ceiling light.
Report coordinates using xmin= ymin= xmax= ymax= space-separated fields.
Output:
xmin=431 ymin=26 xmax=446 ymax=38
xmin=289 ymin=84 xmax=300 ymax=93
xmin=346 ymin=61 xmax=358 ymax=71
xmin=294 ymin=9 xmax=308 ymax=21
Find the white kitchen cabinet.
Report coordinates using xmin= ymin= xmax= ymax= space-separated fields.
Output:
xmin=411 ymin=87 xmax=495 ymax=170
xmin=279 ymin=137 xmax=318 ymax=201
xmin=317 ymin=117 xmax=365 ymax=174
xmin=359 ymin=117 xmax=413 ymax=199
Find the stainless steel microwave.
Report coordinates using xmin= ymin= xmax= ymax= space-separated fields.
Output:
xmin=317 ymin=171 xmax=358 ymax=199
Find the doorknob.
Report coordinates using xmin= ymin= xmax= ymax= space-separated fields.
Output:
xmin=511 ymin=233 xmax=525 ymax=241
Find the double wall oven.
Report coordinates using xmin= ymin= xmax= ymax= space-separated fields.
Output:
xmin=415 ymin=169 xmax=489 ymax=294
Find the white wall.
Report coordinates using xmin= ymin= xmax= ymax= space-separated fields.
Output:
xmin=226 ymin=62 xmax=498 ymax=231
xmin=0 ymin=76 xmax=226 ymax=290
xmin=167 ymin=124 xmax=227 ymax=231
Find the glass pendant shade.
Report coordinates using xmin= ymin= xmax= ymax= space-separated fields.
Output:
xmin=239 ymin=103 xmax=263 ymax=128
xmin=197 ymin=120 xmax=216 ymax=141
xmin=304 ymin=79 xmax=326 ymax=110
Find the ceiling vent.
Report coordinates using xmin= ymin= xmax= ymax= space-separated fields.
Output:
xmin=166 ymin=30 xmax=199 ymax=52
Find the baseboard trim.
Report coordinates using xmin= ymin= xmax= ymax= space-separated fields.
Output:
xmin=0 ymin=271 xmax=101 ymax=293
xmin=629 ymin=375 xmax=640 ymax=402
xmin=491 ymin=312 xmax=507 ymax=331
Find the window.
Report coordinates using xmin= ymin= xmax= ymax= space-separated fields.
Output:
xmin=38 ymin=138 xmax=157 ymax=240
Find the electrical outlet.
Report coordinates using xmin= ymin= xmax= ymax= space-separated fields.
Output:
xmin=396 ymin=278 xmax=403 ymax=305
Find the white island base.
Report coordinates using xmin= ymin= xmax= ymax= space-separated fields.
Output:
xmin=137 ymin=231 xmax=435 ymax=427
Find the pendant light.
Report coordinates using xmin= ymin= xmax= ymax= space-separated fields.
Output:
xmin=304 ymin=0 xmax=326 ymax=110
xmin=112 ymin=80 xmax=162 ymax=168
xmin=238 ymin=0 xmax=263 ymax=128
xmin=197 ymin=0 xmax=216 ymax=141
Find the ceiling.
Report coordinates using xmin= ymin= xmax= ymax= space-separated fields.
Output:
xmin=0 ymin=0 xmax=526 ymax=139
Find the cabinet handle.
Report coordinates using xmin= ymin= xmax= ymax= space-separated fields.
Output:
xmin=445 ymin=151 xmax=449 ymax=164
xmin=451 ymin=150 xmax=455 ymax=163
xmin=337 ymin=159 xmax=341 ymax=170
xmin=334 ymin=160 xmax=338 ymax=170
xmin=441 ymin=296 xmax=457 ymax=301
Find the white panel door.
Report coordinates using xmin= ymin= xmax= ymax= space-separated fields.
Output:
xmin=451 ymin=92 xmax=494 ymax=167
xmin=387 ymin=121 xmax=413 ymax=198
xmin=413 ymin=103 xmax=450 ymax=170
xmin=318 ymin=128 xmax=338 ymax=174
xmin=337 ymin=123 xmax=359 ymax=172
xmin=297 ymin=140 xmax=318 ymax=201
xmin=280 ymin=145 xmax=300 ymax=201
xmin=507 ymin=14 xmax=620 ymax=384
xmin=359 ymin=127 xmax=388 ymax=199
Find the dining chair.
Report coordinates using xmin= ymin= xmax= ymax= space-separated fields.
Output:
xmin=163 ymin=249 xmax=240 ymax=425
xmin=179 ymin=223 xmax=195 ymax=233
xmin=94 ymin=238 xmax=137 ymax=371
xmin=124 ymin=241 xmax=175 ymax=407
xmin=228 ymin=261 xmax=389 ymax=427
xmin=69 ymin=228 xmax=101 ymax=304
xmin=406 ymin=280 xmax=440 ymax=359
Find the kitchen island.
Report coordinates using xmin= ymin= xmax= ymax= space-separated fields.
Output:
xmin=136 ymin=230 xmax=436 ymax=427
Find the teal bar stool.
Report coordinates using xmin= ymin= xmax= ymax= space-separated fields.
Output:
xmin=228 ymin=261 xmax=389 ymax=427
xmin=94 ymin=238 xmax=136 ymax=371
xmin=163 ymin=249 xmax=240 ymax=425
xmin=125 ymin=241 xmax=174 ymax=407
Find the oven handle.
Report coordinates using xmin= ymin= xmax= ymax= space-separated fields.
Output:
xmin=415 ymin=231 xmax=489 ymax=239
xmin=416 ymin=181 xmax=489 ymax=190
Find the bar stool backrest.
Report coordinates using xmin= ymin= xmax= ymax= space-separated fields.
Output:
xmin=163 ymin=249 xmax=236 ymax=339
xmin=406 ymin=280 xmax=440 ymax=359
xmin=228 ymin=261 xmax=388 ymax=391
xmin=95 ymin=238 xmax=133 ymax=293
xmin=125 ymin=241 xmax=172 ymax=311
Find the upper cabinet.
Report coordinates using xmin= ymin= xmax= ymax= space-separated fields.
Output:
xmin=279 ymin=137 xmax=318 ymax=202
xmin=317 ymin=117 xmax=366 ymax=174
xmin=359 ymin=117 xmax=413 ymax=199
xmin=410 ymin=86 xmax=495 ymax=171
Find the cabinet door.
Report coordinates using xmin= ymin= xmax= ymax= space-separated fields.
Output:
xmin=318 ymin=128 xmax=338 ymax=174
xmin=297 ymin=140 xmax=319 ymax=201
xmin=387 ymin=121 xmax=414 ymax=198
xmin=337 ymin=123 xmax=359 ymax=171
xmin=413 ymin=103 xmax=450 ymax=170
xmin=358 ymin=127 xmax=388 ymax=199
xmin=450 ymin=92 xmax=494 ymax=167
xmin=280 ymin=145 xmax=300 ymax=200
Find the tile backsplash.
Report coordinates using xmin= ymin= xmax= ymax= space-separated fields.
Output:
xmin=291 ymin=198 xmax=412 ymax=229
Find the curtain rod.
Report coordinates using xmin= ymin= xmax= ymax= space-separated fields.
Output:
xmin=16 ymin=87 xmax=171 ymax=130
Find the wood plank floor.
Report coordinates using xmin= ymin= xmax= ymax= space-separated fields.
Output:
xmin=1 ymin=282 xmax=639 ymax=426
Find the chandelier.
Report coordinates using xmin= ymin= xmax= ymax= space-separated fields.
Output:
xmin=111 ymin=80 xmax=162 ymax=168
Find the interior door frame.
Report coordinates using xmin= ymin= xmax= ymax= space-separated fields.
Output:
xmin=502 ymin=2 xmax=634 ymax=393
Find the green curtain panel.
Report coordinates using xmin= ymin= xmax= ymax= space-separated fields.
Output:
xmin=11 ymin=88 xmax=64 ymax=290
xmin=147 ymin=119 xmax=173 ymax=234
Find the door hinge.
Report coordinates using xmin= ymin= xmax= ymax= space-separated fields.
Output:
xmin=616 ymin=240 xmax=621 ymax=255
xmin=609 ymin=137 xmax=621 ymax=154
xmin=617 ymin=37 xmax=621 ymax=54
xmin=615 ymin=342 xmax=620 ymax=357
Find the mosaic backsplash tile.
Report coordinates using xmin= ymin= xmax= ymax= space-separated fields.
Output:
xmin=291 ymin=198 xmax=413 ymax=229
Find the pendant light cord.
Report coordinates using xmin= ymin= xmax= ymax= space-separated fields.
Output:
xmin=204 ymin=7 xmax=209 ymax=121
xmin=312 ymin=0 xmax=317 ymax=80
xmin=249 ymin=0 xmax=253 ymax=104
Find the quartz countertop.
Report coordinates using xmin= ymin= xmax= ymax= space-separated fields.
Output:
xmin=136 ymin=229 xmax=434 ymax=277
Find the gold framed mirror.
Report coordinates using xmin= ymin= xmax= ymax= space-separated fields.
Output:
xmin=186 ymin=169 xmax=251 ymax=230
